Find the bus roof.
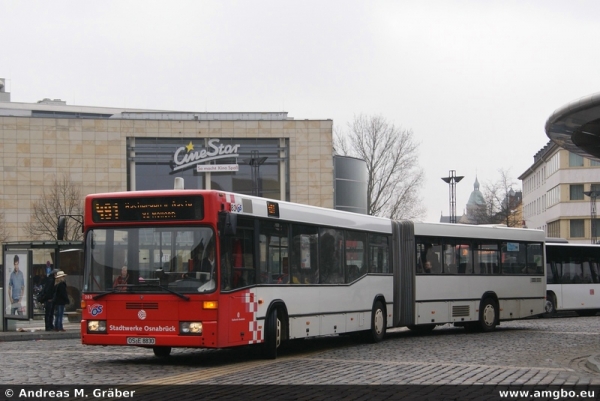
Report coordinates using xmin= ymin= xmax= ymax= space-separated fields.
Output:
xmin=414 ymin=221 xmax=546 ymax=242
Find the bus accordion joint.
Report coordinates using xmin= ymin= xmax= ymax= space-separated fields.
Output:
xmin=203 ymin=301 xmax=218 ymax=310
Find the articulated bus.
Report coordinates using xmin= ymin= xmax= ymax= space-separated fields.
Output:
xmin=79 ymin=189 xmax=546 ymax=358
xmin=545 ymin=241 xmax=600 ymax=316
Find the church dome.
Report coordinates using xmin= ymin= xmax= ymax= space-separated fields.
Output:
xmin=467 ymin=177 xmax=485 ymax=206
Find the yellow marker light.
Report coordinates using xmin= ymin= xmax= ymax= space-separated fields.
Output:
xmin=203 ymin=301 xmax=218 ymax=309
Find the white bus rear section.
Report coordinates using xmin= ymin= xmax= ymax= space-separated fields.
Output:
xmin=415 ymin=276 xmax=545 ymax=324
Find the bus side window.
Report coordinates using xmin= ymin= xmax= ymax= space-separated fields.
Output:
xmin=368 ymin=234 xmax=390 ymax=274
xmin=319 ymin=228 xmax=343 ymax=284
xmin=591 ymin=261 xmax=600 ymax=283
xmin=291 ymin=224 xmax=319 ymax=285
xmin=221 ymin=218 xmax=255 ymax=291
xmin=345 ymin=231 xmax=366 ymax=283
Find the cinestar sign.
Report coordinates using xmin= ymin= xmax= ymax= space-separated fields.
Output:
xmin=171 ymin=139 xmax=241 ymax=173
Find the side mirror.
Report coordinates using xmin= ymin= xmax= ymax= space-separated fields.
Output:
xmin=218 ymin=212 xmax=237 ymax=236
xmin=57 ymin=216 xmax=66 ymax=240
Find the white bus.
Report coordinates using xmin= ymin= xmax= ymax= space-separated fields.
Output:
xmin=545 ymin=241 xmax=600 ymax=316
xmin=410 ymin=223 xmax=545 ymax=332
xmin=79 ymin=190 xmax=546 ymax=358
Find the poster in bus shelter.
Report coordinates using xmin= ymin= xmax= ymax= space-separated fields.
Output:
xmin=4 ymin=251 xmax=30 ymax=320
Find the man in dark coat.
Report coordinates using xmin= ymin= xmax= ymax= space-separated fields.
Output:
xmin=40 ymin=267 xmax=59 ymax=331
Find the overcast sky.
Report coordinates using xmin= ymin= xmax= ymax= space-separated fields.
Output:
xmin=2 ymin=0 xmax=600 ymax=223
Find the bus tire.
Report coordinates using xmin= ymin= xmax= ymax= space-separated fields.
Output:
xmin=479 ymin=298 xmax=498 ymax=332
xmin=544 ymin=293 xmax=557 ymax=316
xmin=153 ymin=346 xmax=172 ymax=358
xmin=367 ymin=301 xmax=386 ymax=343
xmin=262 ymin=309 xmax=281 ymax=359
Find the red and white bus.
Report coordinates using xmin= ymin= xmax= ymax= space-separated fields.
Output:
xmin=79 ymin=189 xmax=546 ymax=358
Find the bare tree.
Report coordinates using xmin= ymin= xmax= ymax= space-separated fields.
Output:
xmin=25 ymin=175 xmax=83 ymax=240
xmin=334 ymin=114 xmax=425 ymax=220
xmin=0 ymin=212 xmax=9 ymax=243
xmin=474 ymin=169 xmax=522 ymax=227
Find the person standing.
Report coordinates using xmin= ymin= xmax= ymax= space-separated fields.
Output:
xmin=8 ymin=255 xmax=25 ymax=315
xmin=53 ymin=271 xmax=69 ymax=332
xmin=41 ymin=267 xmax=58 ymax=331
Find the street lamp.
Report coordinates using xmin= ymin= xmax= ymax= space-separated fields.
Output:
xmin=584 ymin=190 xmax=599 ymax=244
xmin=247 ymin=150 xmax=267 ymax=196
xmin=441 ymin=170 xmax=464 ymax=224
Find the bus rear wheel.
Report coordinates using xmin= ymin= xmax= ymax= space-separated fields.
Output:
xmin=366 ymin=301 xmax=386 ymax=343
xmin=153 ymin=346 xmax=172 ymax=358
xmin=262 ymin=309 xmax=281 ymax=359
xmin=479 ymin=298 xmax=498 ymax=332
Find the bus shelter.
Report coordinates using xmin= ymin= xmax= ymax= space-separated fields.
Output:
xmin=2 ymin=241 xmax=83 ymax=331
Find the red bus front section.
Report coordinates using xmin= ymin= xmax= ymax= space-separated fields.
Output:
xmin=80 ymin=288 xmax=262 ymax=349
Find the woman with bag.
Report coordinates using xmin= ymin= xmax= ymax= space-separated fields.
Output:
xmin=53 ymin=271 xmax=69 ymax=332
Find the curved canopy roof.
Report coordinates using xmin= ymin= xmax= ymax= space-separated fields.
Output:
xmin=546 ymin=92 xmax=600 ymax=162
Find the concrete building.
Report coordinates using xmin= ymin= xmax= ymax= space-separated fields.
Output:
xmin=519 ymin=140 xmax=600 ymax=243
xmin=0 ymin=88 xmax=341 ymax=241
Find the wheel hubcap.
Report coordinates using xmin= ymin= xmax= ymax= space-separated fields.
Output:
xmin=483 ymin=304 xmax=495 ymax=326
xmin=374 ymin=309 xmax=383 ymax=334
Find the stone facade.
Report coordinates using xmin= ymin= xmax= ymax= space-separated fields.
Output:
xmin=0 ymin=115 xmax=334 ymax=241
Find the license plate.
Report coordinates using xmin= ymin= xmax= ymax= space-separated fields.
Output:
xmin=127 ymin=337 xmax=156 ymax=345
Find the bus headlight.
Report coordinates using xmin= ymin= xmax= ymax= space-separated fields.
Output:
xmin=180 ymin=322 xmax=203 ymax=335
xmin=87 ymin=320 xmax=107 ymax=333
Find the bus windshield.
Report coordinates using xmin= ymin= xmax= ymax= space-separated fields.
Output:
xmin=84 ymin=226 xmax=216 ymax=294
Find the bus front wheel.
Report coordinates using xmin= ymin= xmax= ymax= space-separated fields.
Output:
xmin=479 ymin=298 xmax=498 ymax=332
xmin=153 ymin=346 xmax=172 ymax=358
xmin=544 ymin=293 xmax=556 ymax=316
xmin=262 ymin=309 xmax=281 ymax=359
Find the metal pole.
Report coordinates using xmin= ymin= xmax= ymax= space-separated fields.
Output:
xmin=441 ymin=171 xmax=464 ymax=224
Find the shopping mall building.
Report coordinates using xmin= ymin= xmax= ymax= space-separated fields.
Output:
xmin=0 ymin=81 xmax=367 ymax=241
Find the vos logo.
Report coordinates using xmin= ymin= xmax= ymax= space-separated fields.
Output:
xmin=88 ymin=304 xmax=103 ymax=316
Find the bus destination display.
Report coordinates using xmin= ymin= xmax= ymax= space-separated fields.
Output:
xmin=92 ymin=196 xmax=203 ymax=222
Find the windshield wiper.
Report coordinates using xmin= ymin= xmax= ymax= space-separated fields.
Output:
xmin=140 ymin=284 xmax=190 ymax=301
xmin=92 ymin=285 xmax=132 ymax=300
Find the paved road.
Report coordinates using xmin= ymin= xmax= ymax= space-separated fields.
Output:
xmin=0 ymin=316 xmax=600 ymax=385
xmin=1 ymin=315 xmax=599 ymax=388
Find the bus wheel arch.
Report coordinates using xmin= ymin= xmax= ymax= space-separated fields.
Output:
xmin=262 ymin=301 xmax=288 ymax=359
xmin=479 ymin=294 xmax=499 ymax=332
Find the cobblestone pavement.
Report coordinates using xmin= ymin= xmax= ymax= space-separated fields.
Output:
xmin=1 ymin=315 xmax=599 ymax=387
